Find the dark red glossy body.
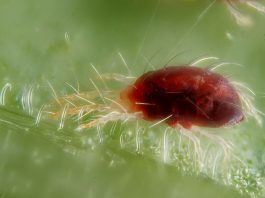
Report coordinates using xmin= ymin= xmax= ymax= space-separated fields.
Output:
xmin=120 ymin=66 xmax=244 ymax=128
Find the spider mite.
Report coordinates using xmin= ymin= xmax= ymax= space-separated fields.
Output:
xmin=223 ymin=0 xmax=265 ymax=26
xmin=43 ymin=62 xmax=262 ymax=131
xmin=41 ymin=58 xmax=263 ymax=161
xmin=120 ymin=66 xmax=244 ymax=129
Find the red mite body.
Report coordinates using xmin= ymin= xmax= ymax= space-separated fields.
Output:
xmin=120 ymin=66 xmax=244 ymax=129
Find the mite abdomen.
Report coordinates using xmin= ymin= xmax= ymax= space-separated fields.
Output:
xmin=120 ymin=66 xmax=244 ymax=128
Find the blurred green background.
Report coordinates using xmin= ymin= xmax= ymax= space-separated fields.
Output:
xmin=0 ymin=0 xmax=265 ymax=197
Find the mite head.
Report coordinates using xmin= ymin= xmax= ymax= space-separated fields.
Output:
xmin=120 ymin=72 xmax=150 ymax=114
xmin=120 ymin=85 xmax=136 ymax=113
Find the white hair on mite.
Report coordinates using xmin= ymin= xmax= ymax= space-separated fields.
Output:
xmin=232 ymin=81 xmax=263 ymax=126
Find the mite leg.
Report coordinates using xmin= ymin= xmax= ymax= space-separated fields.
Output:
xmin=100 ymin=73 xmax=136 ymax=84
xmin=76 ymin=112 xmax=139 ymax=131
xmin=178 ymin=127 xmax=205 ymax=171
xmin=47 ymin=104 xmax=106 ymax=119
xmin=191 ymin=126 xmax=234 ymax=162
xmin=47 ymin=90 xmax=114 ymax=107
